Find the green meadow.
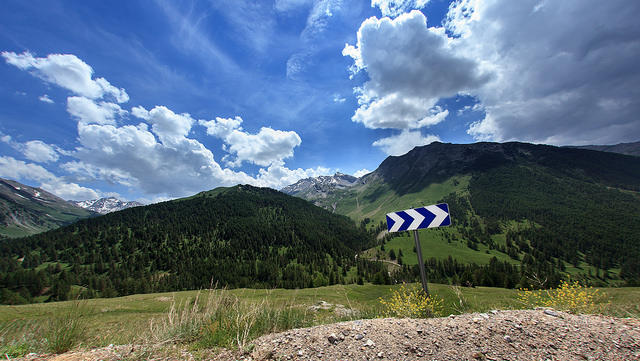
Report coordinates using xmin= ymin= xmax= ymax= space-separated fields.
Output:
xmin=1 ymin=283 xmax=638 ymax=357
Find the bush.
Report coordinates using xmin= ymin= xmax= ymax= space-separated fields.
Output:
xmin=517 ymin=279 xmax=608 ymax=314
xmin=378 ymin=284 xmax=443 ymax=318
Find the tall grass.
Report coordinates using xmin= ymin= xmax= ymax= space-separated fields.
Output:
xmin=150 ymin=288 xmax=347 ymax=350
xmin=43 ymin=300 xmax=89 ymax=353
xmin=0 ymin=301 xmax=89 ymax=356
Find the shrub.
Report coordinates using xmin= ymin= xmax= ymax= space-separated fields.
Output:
xmin=517 ymin=279 xmax=608 ymax=314
xmin=379 ymin=284 xmax=443 ymax=318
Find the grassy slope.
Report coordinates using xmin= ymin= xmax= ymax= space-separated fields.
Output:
xmin=325 ymin=175 xmax=522 ymax=267
xmin=0 ymin=197 xmax=94 ymax=238
xmin=333 ymin=175 xmax=470 ymax=225
xmin=1 ymin=284 xmax=637 ymax=349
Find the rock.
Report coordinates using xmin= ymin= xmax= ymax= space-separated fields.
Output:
xmin=504 ymin=335 xmax=513 ymax=343
xmin=328 ymin=333 xmax=338 ymax=344
xmin=355 ymin=333 xmax=364 ymax=340
xmin=365 ymin=339 xmax=375 ymax=347
xmin=544 ymin=309 xmax=560 ymax=317
xmin=377 ymin=351 xmax=384 ymax=358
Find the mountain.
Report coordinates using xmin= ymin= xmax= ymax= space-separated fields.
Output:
xmin=0 ymin=185 xmax=380 ymax=303
xmin=70 ymin=197 xmax=143 ymax=214
xmin=286 ymin=142 xmax=640 ymax=287
xmin=567 ymin=141 xmax=640 ymax=157
xmin=281 ymin=172 xmax=358 ymax=209
xmin=0 ymin=178 xmax=96 ymax=238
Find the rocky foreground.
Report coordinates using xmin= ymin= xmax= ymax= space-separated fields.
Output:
xmin=16 ymin=309 xmax=640 ymax=361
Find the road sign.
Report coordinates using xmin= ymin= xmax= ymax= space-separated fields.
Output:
xmin=385 ymin=203 xmax=450 ymax=233
xmin=384 ymin=203 xmax=451 ymax=297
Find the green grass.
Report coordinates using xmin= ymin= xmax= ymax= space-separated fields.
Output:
xmin=370 ymin=227 xmax=518 ymax=266
xmin=320 ymin=175 xmax=470 ymax=225
xmin=1 ymin=283 xmax=638 ymax=356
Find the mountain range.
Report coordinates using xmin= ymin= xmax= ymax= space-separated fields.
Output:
xmin=281 ymin=172 xmax=357 ymax=209
xmin=1 ymin=141 xmax=640 ymax=304
xmin=0 ymin=178 xmax=95 ymax=238
xmin=70 ymin=197 xmax=143 ymax=214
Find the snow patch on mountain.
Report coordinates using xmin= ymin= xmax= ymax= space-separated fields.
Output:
xmin=70 ymin=197 xmax=143 ymax=214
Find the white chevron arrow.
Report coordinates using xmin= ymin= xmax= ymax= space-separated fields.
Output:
xmin=425 ymin=205 xmax=448 ymax=228
xmin=405 ymin=208 xmax=425 ymax=230
xmin=387 ymin=212 xmax=404 ymax=232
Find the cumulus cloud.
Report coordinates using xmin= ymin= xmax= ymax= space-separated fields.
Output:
xmin=199 ymin=116 xmax=243 ymax=139
xmin=444 ymin=0 xmax=640 ymax=145
xmin=67 ymin=96 xmax=127 ymax=125
xmin=372 ymin=130 xmax=440 ymax=156
xmin=255 ymin=161 xmax=331 ymax=189
xmin=3 ymin=51 xmax=322 ymax=198
xmin=343 ymin=10 xmax=488 ymax=132
xmin=371 ymin=0 xmax=429 ymax=17
xmin=22 ymin=140 xmax=59 ymax=163
xmin=62 ymin=98 xmax=309 ymax=196
xmin=200 ymin=116 xmax=302 ymax=168
xmin=1 ymin=136 xmax=60 ymax=164
xmin=223 ymin=127 xmax=302 ymax=167
xmin=38 ymin=94 xmax=54 ymax=104
xmin=0 ymin=156 xmax=99 ymax=200
xmin=2 ymin=51 xmax=129 ymax=103
xmin=132 ymin=105 xmax=195 ymax=145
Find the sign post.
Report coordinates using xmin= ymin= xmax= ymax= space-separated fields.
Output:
xmin=385 ymin=203 xmax=451 ymax=297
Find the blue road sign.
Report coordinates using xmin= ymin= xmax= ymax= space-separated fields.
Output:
xmin=386 ymin=203 xmax=451 ymax=233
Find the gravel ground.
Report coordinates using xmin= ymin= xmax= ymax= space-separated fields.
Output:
xmin=12 ymin=309 xmax=640 ymax=361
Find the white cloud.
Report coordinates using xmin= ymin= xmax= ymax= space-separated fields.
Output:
xmin=0 ymin=156 xmax=99 ymax=200
xmin=372 ymin=130 xmax=440 ymax=156
xmin=255 ymin=161 xmax=331 ymax=189
xmin=199 ymin=116 xmax=302 ymax=168
xmin=223 ymin=127 xmax=302 ymax=167
xmin=371 ymin=0 xmax=429 ymax=17
xmin=447 ymin=0 xmax=640 ymax=145
xmin=132 ymin=106 xmax=195 ymax=145
xmin=67 ymin=96 xmax=127 ymax=125
xmin=23 ymin=140 xmax=59 ymax=163
xmin=38 ymin=94 xmax=54 ymax=104
xmin=343 ymin=10 xmax=488 ymax=130
xmin=353 ymin=168 xmax=371 ymax=177
xmin=1 ymin=136 xmax=60 ymax=164
xmin=2 ymin=51 xmax=129 ymax=103
xmin=199 ymin=116 xmax=243 ymax=139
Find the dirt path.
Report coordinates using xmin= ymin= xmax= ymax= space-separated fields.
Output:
xmin=14 ymin=309 xmax=640 ymax=361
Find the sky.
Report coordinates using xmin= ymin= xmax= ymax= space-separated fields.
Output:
xmin=1 ymin=0 xmax=639 ymax=203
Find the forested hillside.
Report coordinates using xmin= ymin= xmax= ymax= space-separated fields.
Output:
xmin=292 ymin=142 xmax=640 ymax=288
xmin=0 ymin=185 xmax=383 ymax=304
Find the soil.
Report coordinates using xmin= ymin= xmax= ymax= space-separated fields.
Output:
xmin=12 ymin=309 xmax=640 ymax=361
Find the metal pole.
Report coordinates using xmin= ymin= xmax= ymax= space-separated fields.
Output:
xmin=413 ymin=229 xmax=430 ymax=297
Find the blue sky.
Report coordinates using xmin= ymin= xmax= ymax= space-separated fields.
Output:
xmin=1 ymin=0 xmax=639 ymax=202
